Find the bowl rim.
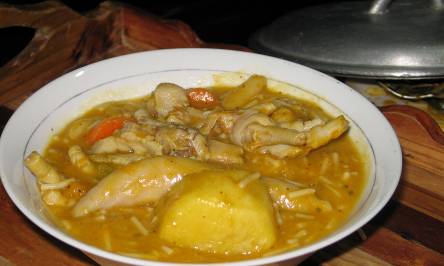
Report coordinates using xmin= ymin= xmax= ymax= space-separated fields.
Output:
xmin=0 ymin=48 xmax=402 ymax=266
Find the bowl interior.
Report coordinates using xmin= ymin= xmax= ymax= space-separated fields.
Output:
xmin=0 ymin=48 xmax=402 ymax=266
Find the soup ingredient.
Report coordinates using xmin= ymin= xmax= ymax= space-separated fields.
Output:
xmin=85 ymin=116 xmax=129 ymax=145
xmin=257 ymin=144 xmax=304 ymax=159
xmin=208 ymin=140 xmax=244 ymax=164
xmin=90 ymin=136 xmax=135 ymax=154
xmin=43 ymin=190 xmax=72 ymax=206
xmin=231 ymin=111 xmax=273 ymax=146
xmin=72 ymin=156 xmax=213 ymax=217
xmin=271 ymin=107 xmax=297 ymax=123
xmin=262 ymin=177 xmax=332 ymax=213
xmin=154 ymin=127 xmax=208 ymax=159
xmin=25 ymin=151 xmax=75 ymax=206
xmin=67 ymin=117 xmax=100 ymax=140
xmin=40 ymin=178 xmax=75 ymax=191
xmin=200 ymin=111 xmax=239 ymax=136
xmin=156 ymin=170 xmax=277 ymax=255
xmin=279 ymin=117 xmax=324 ymax=131
xmin=68 ymin=145 xmax=97 ymax=175
xmin=153 ymin=83 xmax=189 ymax=118
xmin=186 ymin=88 xmax=219 ymax=109
xmin=62 ymin=181 xmax=88 ymax=199
xmin=89 ymin=153 xmax=147 ymax=165
xmin=24 ymin=74 xmax=367 ymax=262
xmin=308 ymin=115 xmax=349 ymax=149
xmin=74 ymin=150 xmax=330 ymax=216
xmin=222 ymin=75 xmax=267 ymax=110
xmin=231 ymin=110 xmax=348 ymax=154
xmin=167 ymin=107 xmax=206 ymax=127
xmin=25 ymin=151 xmax=63 ymax=183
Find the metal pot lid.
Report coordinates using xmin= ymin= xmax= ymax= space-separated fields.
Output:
xmin=249 ymin=0 xmax=444 ymax=80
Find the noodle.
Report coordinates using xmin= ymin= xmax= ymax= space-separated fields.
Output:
xmin=288 ymin=188 xmax=316 ymax=198
xmin=130 ymin=216 xmax=149 ymax=236
xmin=40 ymin=178 xmax=75 ymax=191
xmin=238 ymin=172 xmax=261 ymax=188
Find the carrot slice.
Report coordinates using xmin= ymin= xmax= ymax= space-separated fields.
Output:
xmin=85 ymin=116 xmax=128 ymax=145
xmin=186 ymin=88 xmax=219 ymax=109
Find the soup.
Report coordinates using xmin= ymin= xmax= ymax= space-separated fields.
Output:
xmin=25 ymin=74 xmax=368 ymax=262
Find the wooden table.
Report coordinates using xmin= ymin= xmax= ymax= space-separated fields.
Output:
xmin=1 ymin=2 xmax=443 ymax=265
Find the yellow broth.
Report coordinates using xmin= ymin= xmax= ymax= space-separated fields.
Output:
xmin=39 ymin=82 xmax=367 ymax=263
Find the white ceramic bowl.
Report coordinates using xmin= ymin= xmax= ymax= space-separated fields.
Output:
xmin=0 ymin=49 xmax=402 ymax=266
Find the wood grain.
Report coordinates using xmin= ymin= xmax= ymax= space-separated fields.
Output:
xmin=382 ymin=105 xmax=444 ymax=222
xmin=0 ymin=1 xmax=88 ymax=108
xmin=0 ymin=1 xmax=247 ymax=110
xmin=369 ymin=201 xmax=444 ymax=254
xmin=305 ymin=199 xmax=444 ymax=266
xmin=314 ymin=245 xmax=392 ymax=266
xmin=0 ymin=185 xmax=96 ymax=266
xmin=381 ymin=105 xmax=444 ymax=146
xmin=360 ymin=227 xmax=444 ymax=266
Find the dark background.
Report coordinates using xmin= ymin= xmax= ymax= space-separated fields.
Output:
xmin=1 ymin=0 xmax=363 ymax=66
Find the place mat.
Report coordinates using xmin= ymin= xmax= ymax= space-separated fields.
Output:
xmin=348 ymin=80 xmax=444 ymax=129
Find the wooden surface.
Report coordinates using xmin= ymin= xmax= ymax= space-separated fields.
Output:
xmin=0 ymin=1 xmax=247 ymax=110
xmin=382 ymin=105 xmax=444 ymax=222
xmin=0 ymin=1 xmax=443 ymax=265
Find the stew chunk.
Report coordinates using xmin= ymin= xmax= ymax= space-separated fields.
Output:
xmin=156 ymin=170 xmax=277 ymax=254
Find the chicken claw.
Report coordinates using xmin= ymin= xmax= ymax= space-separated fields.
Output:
xmin=238 ymin=115 xmax=349 ymax=153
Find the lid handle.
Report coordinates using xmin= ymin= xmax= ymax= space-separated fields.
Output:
xmin=369 ymin=0 xmax=443 ymax=14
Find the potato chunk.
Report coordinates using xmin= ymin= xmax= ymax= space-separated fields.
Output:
xmin=222 ymin=75 xmax=266 ymax=110
xmin=156 ymin=170 xmax=277 ymax=255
